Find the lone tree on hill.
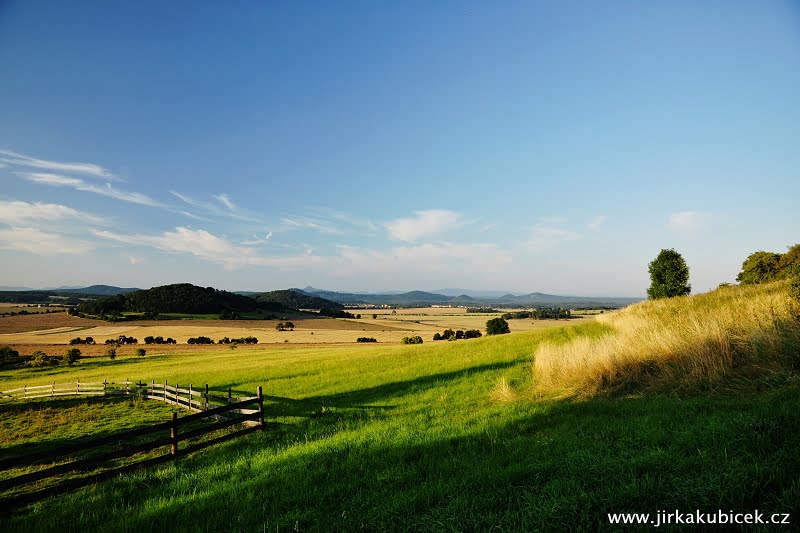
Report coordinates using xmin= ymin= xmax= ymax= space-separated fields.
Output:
xmin=647 ymin=248 xmax=691 ymax=299
xmin=485 ymin=317 xmax=510 ymax=336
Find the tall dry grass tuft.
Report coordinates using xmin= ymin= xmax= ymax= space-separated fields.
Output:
xmin=490 ymin=377 xmax=518 ymax=403
xmin=532 ymin=281 xmax=800 ymax=396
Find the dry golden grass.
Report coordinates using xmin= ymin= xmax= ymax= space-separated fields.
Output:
xmin=489 ymin=377 xmax=519 ymax=403
xmin=532 ymin=281 xmax=800 ymax=396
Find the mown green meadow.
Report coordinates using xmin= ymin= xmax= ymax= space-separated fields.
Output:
xmin=1 ymin=312 xmax=799 ymax=531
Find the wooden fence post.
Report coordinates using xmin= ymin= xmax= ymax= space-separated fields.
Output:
xmin=164 ymin=380 xmax=167 ymax=404
xmin=51 ymin=382 xmax=55 ymax=397
xmin=257 ymin=386 xmax=265 ymax=430
xmin=189 ymin=384 xmax=193 ymax=410
xmin=175 ymin=383 xmax=178 ymax=406
xmin=170 ymin=412 xmax=178 ymax=458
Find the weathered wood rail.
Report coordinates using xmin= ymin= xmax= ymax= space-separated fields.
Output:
xmin=0 ymin=381 xmax=265 ymax=509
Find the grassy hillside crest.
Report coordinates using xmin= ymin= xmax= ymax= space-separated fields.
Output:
xmin=533 ymin=280 xmax=800 ymax=396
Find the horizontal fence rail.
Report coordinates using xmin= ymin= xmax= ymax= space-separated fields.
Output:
xmin=0 ymin=382 xmax=265 ymax=510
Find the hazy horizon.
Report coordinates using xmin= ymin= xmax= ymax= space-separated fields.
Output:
xmin=2 ymin=2 xmax=798 ymax=295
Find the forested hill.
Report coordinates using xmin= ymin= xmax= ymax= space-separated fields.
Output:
xmin=256 ymin=289 xmax=343 ymax=311
xmin=77 ymin=283 xmax=263 ymax=315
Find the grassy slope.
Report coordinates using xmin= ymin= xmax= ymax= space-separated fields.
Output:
xmin=1 ymin=318 xmax=799 ymax=531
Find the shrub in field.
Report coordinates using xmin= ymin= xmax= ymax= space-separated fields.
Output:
xmin=401 ymin=336 xmax=423 ymax=345
xmin=106 ymin=347 xmax=117 ymax=360
xmin=0 ymin=346 xmax=19 ymax=359
xmin=463 ymin=329 xmax=482 ymax=339
xmin=30 ymin=350 xmax=57 ymax=367
xmin=69 ymin=337 xmax=95 ymax=345
xmin=187 ymin=336 xmax=214 ymax=345
xmin=485 ymin=318 xmax=510 ymax=335
xmin=0 ymin=346 xmax=23 ymax=368
xmin=356 ymin=337 xmax=377 ymax=343
xmin=432 ymin=333 xmax=441 ymax=341
xmin=116 ymin=335 xmax=138 ymax=345
xmin=64 ymin=348 xmax=81 ymax=365
xmin=135 ymin=348 xmax=146 ymax=357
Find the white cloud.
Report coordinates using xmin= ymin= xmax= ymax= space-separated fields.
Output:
xmin=667 ymin=211 xmax=710 ymax=235
xmin=24 ymin=172 xmax=162 ymax=207
xmin=0 ymin=200 xmax=106 ymax=225
xmin=385 ymin=210 xmax=463 ymax=242
xmin=0 ymin=148 xmax=119 ymax=181
xmin=214 ymin=193 xmax=236 ymax=210
xmin=336 ymin=242 xmax=512 ymax=275
xmin=526 ymin=224 xmax=581 ymax=251
xmin=587 ymin=215 xmax=608 ymax=231
xmin=0 ymin=227 xmax=94 ymax=255
xmin=91 ymin=227 xmax=324 ymax=270
xmin=129 ymin=256 xmax=145 ymax=265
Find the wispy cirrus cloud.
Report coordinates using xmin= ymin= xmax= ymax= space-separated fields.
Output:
xmin=0 ymin=227 xmax=95 ymax=255
xmin=23 ymin=172 xmax=162 ymax=207
xmin=667 ymin=211 xmax=711 ymax=236
xmin=279 ymin=216 xmax=343 ymax=235
xmin=385 ymin=210 xmax=464 ymax=242
xmin=0 ymin=200 xmax=106 ymax=225
xmin=240 ymin=232 xmax=272 ymax=246
xmin=526 ymin=223 xmax=582 ymax=251
xmin=0 ymin=148 xmax=120 ymax=181
xmin=587 ymin=215 xmax=608 ymax=231
xmin=213 ymin=193 xmax=236 ymax=211
xmin=91 ymin=227 xmax=324 ymax=270
xmin=171 ymin=191 xmax=262 ymax=223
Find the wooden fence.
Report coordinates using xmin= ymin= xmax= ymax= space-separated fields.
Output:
xmin=0 ymin=382 xmax=265 ymax=509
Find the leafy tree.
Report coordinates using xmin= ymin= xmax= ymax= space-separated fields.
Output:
xmin=736 ymin=251 xmax=782 ymax=285
xmin=432 ymin=333 xmax=442 ymax=341
xmin=106 ymin=347 xmax=117 ymax=360
xmin=372 ymin=314 xmax=378 ymax=319
xmin=647 ymin=249 xmax=691 ymax=299
xmin=485 ymin=318 xmax=510 ymax=335
xmin=135 ymin=348 xmax=146 ymax=357
xmin=463 ymin=329 xmax=482 ymax=339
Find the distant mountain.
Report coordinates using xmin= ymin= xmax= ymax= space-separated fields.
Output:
xmin=433 ymin=288 xmax=526 ymax=298
xmin=257 ymin=289 xmax=342 ymax=311
xmin=0 ymin=286 xmax=34 ymax=291
xmin=54 ymin=285 xmax=141 ymax=296
xmin=303 ymin=287 xmax=641 ymax=308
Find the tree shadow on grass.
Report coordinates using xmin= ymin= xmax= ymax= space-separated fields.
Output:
xmin=7 ymin=387 xmax=799 ymax=532
xmin=253 ymin=359 xmax=526 ymax=419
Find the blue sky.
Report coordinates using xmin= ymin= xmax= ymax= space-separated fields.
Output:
xmin=1 ymin=1 xmax=798 ymax=295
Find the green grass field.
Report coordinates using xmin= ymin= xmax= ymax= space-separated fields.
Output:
xmin=1 ymin=303 xmax=799 ymax=531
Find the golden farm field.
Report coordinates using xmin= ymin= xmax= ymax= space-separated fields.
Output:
xmin=0 ymin=308 xmax=590 ymax=350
